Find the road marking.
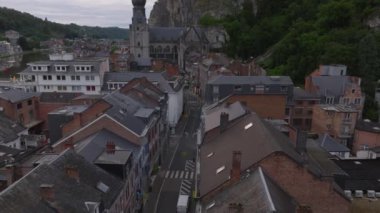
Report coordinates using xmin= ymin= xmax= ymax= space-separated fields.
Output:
xmin=165 ymin=171 xmax=170 ymax=178
xmin=180 ymin=171 xmax=184 ymax=178
xmin=190 ymin=172 xmax=194 ymax=179
xmin=175 ymin=170 xmax=179 ymax=178
xmin=185 ymin=171 xmax=189 ymax=179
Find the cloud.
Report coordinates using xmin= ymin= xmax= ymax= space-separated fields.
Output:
xmin=0 ymin=0 xmax=156 ymax=28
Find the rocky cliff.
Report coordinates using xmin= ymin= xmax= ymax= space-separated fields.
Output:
xmin=148 ymin=0 xmax=257 ymax=27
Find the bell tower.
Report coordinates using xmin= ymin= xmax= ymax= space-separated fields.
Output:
xmin=129 ymin=0 xmax=150 ymax=67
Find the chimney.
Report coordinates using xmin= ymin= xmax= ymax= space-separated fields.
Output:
xmin=40 ymin=184 xmax=54 ymax=202
xmin=106 ymin=141 xmax=115 ymax=154
xmin=296 ymin=130 xmax=307 ymax=154
xmin=220 ymin=112 xmax=229 ymax=133
xmin=65 ymin=165 xmax=79 ymax=182
xmin=230 ymin=151 xmax=242 ymax=182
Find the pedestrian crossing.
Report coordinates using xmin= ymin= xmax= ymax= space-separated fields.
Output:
xmin=185 ymin=160 xmax=195 ymax=171
xmin=164 ymin=170 xmax=194 ymax=179
xmin=179 ymin=179 xmax=192 ymax=195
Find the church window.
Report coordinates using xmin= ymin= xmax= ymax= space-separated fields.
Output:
xmin=164 ymin=46 xmax=170 ymax=53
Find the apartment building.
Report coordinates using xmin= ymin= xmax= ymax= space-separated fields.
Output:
xmin=311 ymin=104 xmax=359 ymax=146
xmin=18 ymin=53 xmax=109 ymax=94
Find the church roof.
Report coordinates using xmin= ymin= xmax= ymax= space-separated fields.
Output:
xmin=149 ymin=27 xmax=184 ymax=43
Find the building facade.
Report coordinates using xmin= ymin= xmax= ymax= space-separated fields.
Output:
xmin=292 ymin=87 xmax=320 ymax=131
xmin=311 ymin=104 xmax=358 ymax=146
xmin=18 ymin=53 xmax=109 ymax=94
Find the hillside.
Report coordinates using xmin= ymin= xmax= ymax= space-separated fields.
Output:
xmin=0 ymin=7 xmax=128 ymax=45
xmin=197 ymin=0 xmax=380 ymax=120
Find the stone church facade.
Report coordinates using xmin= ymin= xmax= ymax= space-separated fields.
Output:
xmin=129 ymin=0 xmax=227 ymax=70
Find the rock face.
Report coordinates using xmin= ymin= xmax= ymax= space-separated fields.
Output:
xmin=148 ymin=0 xmax=258 ymax=27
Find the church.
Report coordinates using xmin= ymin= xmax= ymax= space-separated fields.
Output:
xmin=129 ymin=0 xmax=227 ymax=70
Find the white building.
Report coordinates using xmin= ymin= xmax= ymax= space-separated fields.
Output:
xmin=103 ymin=71 xmax=184 ymax=129
xmin=18 ymin=53 xmax=109 ymax=94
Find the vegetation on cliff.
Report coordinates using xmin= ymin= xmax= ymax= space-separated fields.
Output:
xmin=200 ymin=0 xmax=380 ymax=120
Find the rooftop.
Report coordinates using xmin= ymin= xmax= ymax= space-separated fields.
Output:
xmin=317 ymin=134 xmax=350 ymax=153
xmin=333 ymin=159 xmax=380 ymax=191
xmin=293 ymin=87 xmax=320 ymax=100
xmin=202 ymin=167 xmax=297 ymax=212
xmin=319 ymin=104 xmax=358 ymax=113
xmin=49 ymin=105 xmax=89 ymax=116
xmin=199 ymin=112 xmax=302 ymax=196
xmin=39 ymin=92 xmax=83 ymax=103
xmin=0 ymin=114 xmax=26 ymax=144
xmin=207 ymin=75 xmax=293 ymax=85
xmin=356 ymin=120 xmax=380 ymax=133
xmin=0 ymin=149 xmax=124 ymax=212
xmin=0 ymin=90 xmax=39 ymax=103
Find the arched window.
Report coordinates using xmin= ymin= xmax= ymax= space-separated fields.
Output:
xmin=164 ymin=45 xmax=170 ymax=53
xmin=156 ymin=46 xmax=162 ymax=53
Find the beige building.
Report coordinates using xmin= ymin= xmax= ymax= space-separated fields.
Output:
xmin=311 ymin=104 xmax=358 ymax=146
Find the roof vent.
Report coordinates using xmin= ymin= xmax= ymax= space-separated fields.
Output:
xmin=206 ymin=202 xmax=216 ymax=210
xmin=367 ymin=190 xmax=375 ymax=198
xmin=373 ymin=127 xmax=380 ymax=131
xmin=364 ymin=119 xmax=371 ymax=122
xmin=354 ymin=161 xmax=361 ymax=165
xmin=96 ymin=181 xmax=109 ymax=193
xmin=344 ymin=190 xmax=352 ymax=198
xmin=355 ymin=190 xmax=363 ymax=198
xmin=207 ymin=152 xmax=214 ymax=158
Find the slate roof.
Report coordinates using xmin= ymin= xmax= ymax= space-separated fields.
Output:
xmin=104 ymin=71 xmax=180 ymax=93
xmin=319 ymin=104 xmax=358 ymax=113
xmin=75 ymin=129 xmax=139 ymax=164
xmin=333 ymin=159 xmax=380 ymax=191
xmin=0 ymin=90 xmax=39 ymax=103
xmin=103 ymin=91 xmax=157 ymax=135
xmin=199 ymin=112 xmax=303 ymax=196
xmin=293 ymin=87 xmax=320 ymax=100
xmin=203 ymin=101 xmax=247 ymax=132
xmin=39 ymin=92 xmax=83 ymax=103
xmin=49 ymin=105 xmax=89 ymax=115
xmin=310 ymin=75 xmax=358 ymax=97
xmin=356 ymin=120 xmax=380 ymax=133
xmin=202 ymin=167 xmax=298 ymax=213
xmin=306 ymin=139 xmax=348 ymax=177
xmin=149 ymin=27 xmax=184 ymax=43
xmin=0 ymin=114 xmax=25 ymax=144
xmin=317 ymin=133 xmax=350 ymax=152
xmin=207 ymin=75 xmax=293 ymax=85
xmin=0 ymin=150 xmax=124 ymax=212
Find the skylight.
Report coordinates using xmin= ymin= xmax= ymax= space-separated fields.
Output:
xmin=216 ymin=165 xmax=225 ymax=174
xmin=207 ymin=152 xmax=214 ymax=158
xmin=244 ymin=122 xmax=253 ymax=130
xmin=96 ymin=182 xmax=109 ymax=193
xmin=206 ymin=202 xmax=215 ymax=210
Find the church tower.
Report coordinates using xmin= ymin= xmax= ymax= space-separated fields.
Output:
xmin=129 ymin=0 xmax=150 ymax=66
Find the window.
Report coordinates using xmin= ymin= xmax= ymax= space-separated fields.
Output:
xmin=326 ymin=97 xmax=334 ymax=104
xmin=43 ymin=75 xmax=47 ymax=80
xmin=354 ymin=98 xmax=361 ymax=105
xmin=72 ymin=86 xmax=81 ymax=91
xmin=57 ymin=86 xmax=67 ymax=91
xmin=43 ymin=85 xmax=51 ymax=90
xmin=342 ymin=98 xmax=349 ymax=104
xmin=344 ymin=113 xmax=351 ymax=119
xmin=71 ymin=75 xmax=80 ymax=81
xmin=17 ymin=103 xmax=22 ymax=109
xmin=293 ymin=119 xmax=302 ymax=126
xmin=281 ymin=86 xmax=288 ymax=92
xmin=234 ymin=85 xmax=242 ymax=91
xmin=352 ymin=89 xmax=355 ymax=94
xmin=326 ymin=124 xmax=332 ymax=130
xmin=294 ymin=108 xmax=303 ymax=115
xmin=213 ymin=86 xmax=219 ymax=93
xmin=86 ymin=86 xmax=96 ymax=91
xmin=27 ymin=100 xmax=32 ymax=106
xmin=256 ymin=85 xmax=264 ymax=93
xmin=29 ymin=110 xmax=34 ymax=120
xmin=85 ymin=76 xmax=95 ymax=81
xmin=327 ymin=111 xmax=334 ymax=117
xmin=57 ymin=75 xmax=65 ymax=80
xmin=48 ymin=75 xmax=52 ymax=80
xmin=18 ymin=114 xmax=24 ymax=124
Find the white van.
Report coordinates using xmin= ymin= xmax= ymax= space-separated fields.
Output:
xmin=177 ymin=195 xmax=190 ymax=213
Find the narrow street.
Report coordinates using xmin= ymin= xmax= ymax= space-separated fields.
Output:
xmin=144 ymin=89 xmax=201 ymax=213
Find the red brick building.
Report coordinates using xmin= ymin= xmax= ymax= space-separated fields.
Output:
xmin=199 ymin=112 xmax=350 ymax=212
xmin=292 ymin=87 xmax=320 ymax=131
xmin=353 ymin=120 xmax=380 ymax=153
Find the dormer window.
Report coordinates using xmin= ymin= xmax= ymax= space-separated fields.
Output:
xmin=55 ymin=65 xmax=67 ymax=72
xmin=75 ymin=65 xmax=92 ymax=72
xmin=31 ymin=65 xmax=49 ymax=72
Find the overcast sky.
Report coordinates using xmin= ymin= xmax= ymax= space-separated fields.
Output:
xmin=0 ymin=0 xmax=156 ymax=28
